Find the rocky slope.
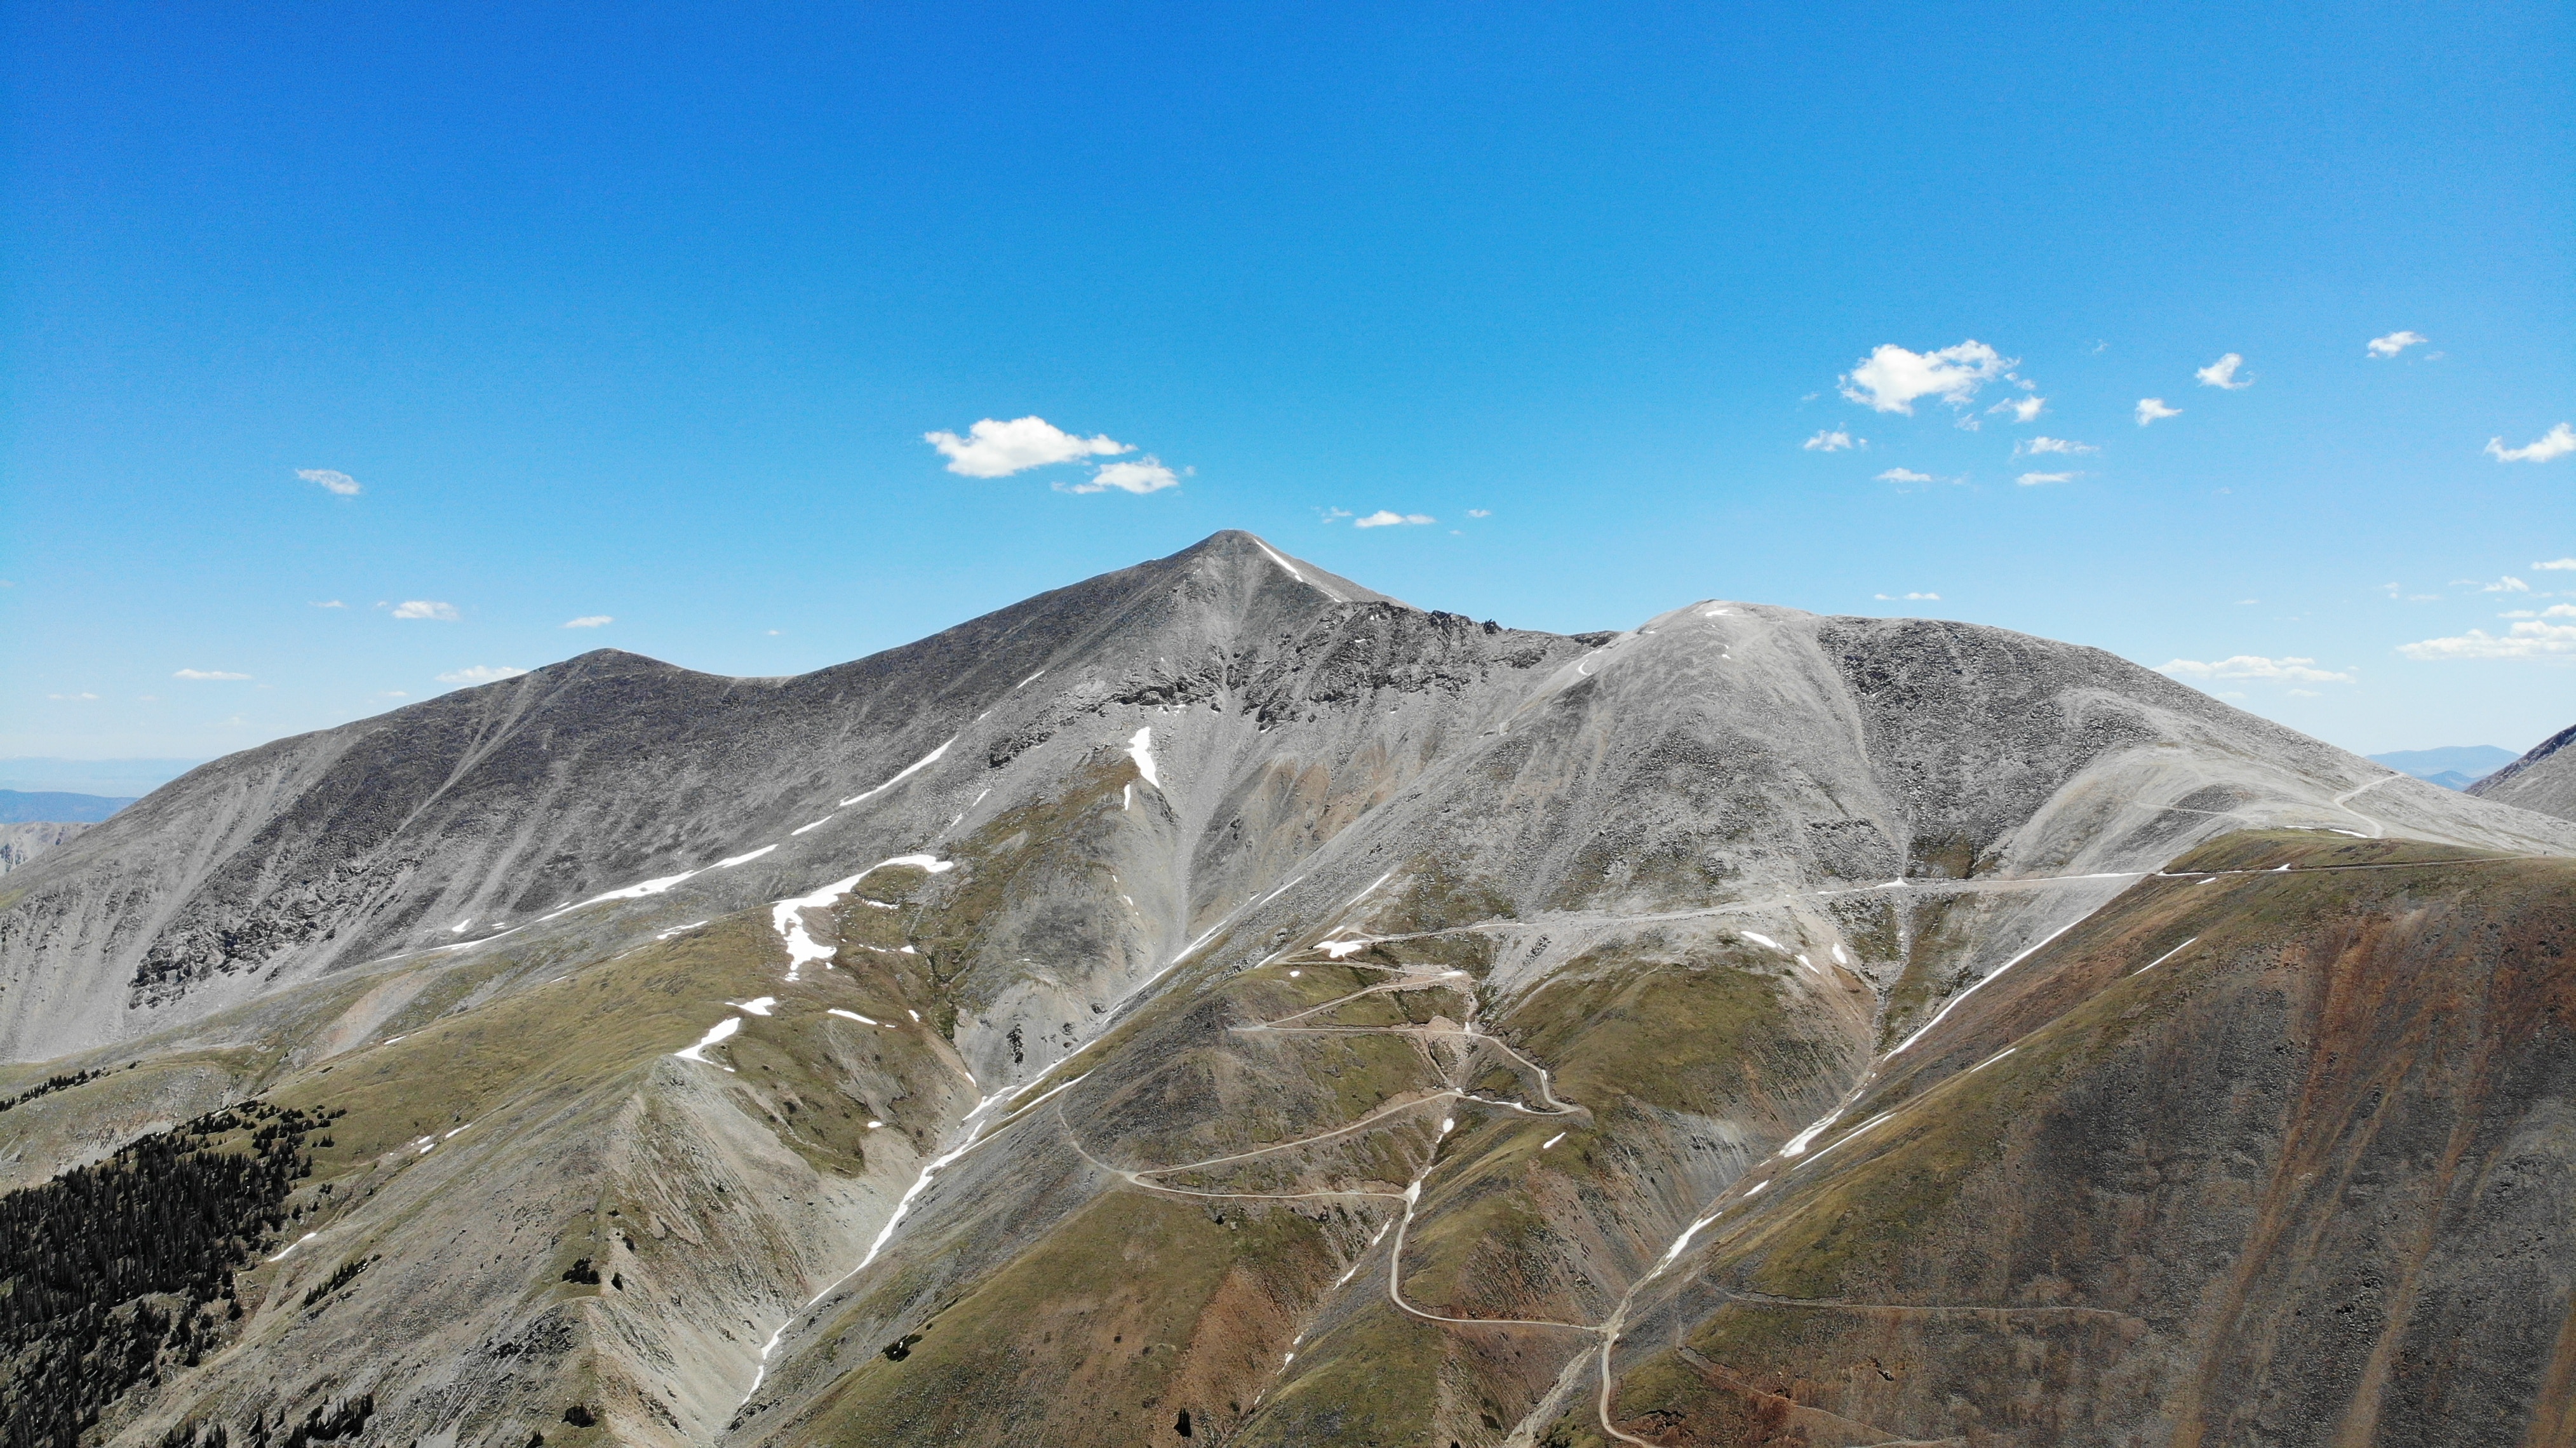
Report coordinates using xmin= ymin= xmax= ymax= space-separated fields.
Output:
xmin=2469 ymin=722 xmax=2576 ymax=822
xmin=0 ymin=822 xmax=91 ymax=878
xmin=2 ymin=532 xmax=2571 ymax=1448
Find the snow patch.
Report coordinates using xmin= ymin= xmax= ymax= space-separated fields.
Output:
xmin=2134 ymin=937 xmax=2198 ymax=974
xmin=1889 ymin=913 xmax=2085 ymax=1056
xmin=1126 ymin=727 xmax=1161 ymax=789
xmin=674 ymin=1016 xmax=742 ymax=1065
xmin=791 ymin=815 xmax=836 ymax=836
xmin=1541 ymin=1132 xmax=1566 ymax=1150
xmin=730 ymin=996 xmax=779 ymax=1016
xmin=715 ymin=845 xmax=779 ymax=869
xmin=1740 ymin=931 xmax=1788 ymax=955
xmin=770 ymin=855 xmax=953 ymax=981
xmin=1780 ymin=1102 xmax=1849 ymax=1157
xmin=840 ymin=737 xmax=955 ymax=808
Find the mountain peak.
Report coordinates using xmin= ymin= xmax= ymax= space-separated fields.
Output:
xmin=1163 ymin=529 xmax=1412 ymax=608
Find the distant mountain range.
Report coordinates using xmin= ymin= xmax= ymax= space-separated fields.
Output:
xmin=3 ymin=533 xmax=2572 ymax=1448
xmin=2365 ymin=744 xmax=2517 ymax=790
xmin=0 ymin=788 xmax=137 ymax=824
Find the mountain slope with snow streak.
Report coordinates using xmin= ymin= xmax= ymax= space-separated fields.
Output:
xmin=3 ymin=532 xmax=2572 ymax=1448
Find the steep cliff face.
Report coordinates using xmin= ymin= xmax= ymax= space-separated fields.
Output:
xmin=2470 ymin=722 xmax=2576 ymax=823
xmin=3 ymin=533 xmax=2570 ymax=1448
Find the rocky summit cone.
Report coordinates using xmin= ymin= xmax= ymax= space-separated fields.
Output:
xmin=4 ymin=532 xmax=2572 ymax=1448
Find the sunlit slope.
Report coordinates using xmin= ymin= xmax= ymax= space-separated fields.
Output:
xmin=8 ymin=858 xmax=984 ymax=1448
xmin=1560 ymin=833 xmax=2576 ymax=1448
xmin=0 ymin=533 xmax=1461 ymax=1064
xmin=6 ymin=532 xmax=2574 ymax=1448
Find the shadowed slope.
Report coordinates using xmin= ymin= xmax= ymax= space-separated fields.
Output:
xmin=2470 ymin=721 xmax=2576 ymax=823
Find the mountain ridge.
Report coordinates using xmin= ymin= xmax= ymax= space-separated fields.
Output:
xmin=4 ymin=532 xmax=2573 ymax=1448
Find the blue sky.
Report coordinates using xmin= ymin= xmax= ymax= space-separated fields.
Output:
xmin=3 ymin=0 xmax=2570 ymax=767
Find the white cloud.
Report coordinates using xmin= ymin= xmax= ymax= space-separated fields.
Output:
xmin=924 ymin=416 xmax=1130 ymax=477
xmin=2015 ymin=471 xmax=2081 ymax=486
xmin=173 ymin=668 xmax=252 ymax=680
xmin=2486 ymin=423 xmax=2575 ymax=464
xmin=1873 ymin=467 xmax=1946 ymax=485
xmin=1352 ymin=511 xmax=1436 ymax=528
xmin=2014 ymin=436 xmax=2096 ymax=457
xmin=2195 ymin=353 xmax=2251 ymax=389
xmin=47 ymin=692 xmax=101 ymax=701
xmin=2533 ymin=558 xmax=2576 ymax=570
xmin=391 ymin=600 xmax=460 ymax=620
xmin=380 ymin=690 xmax=410 ymax=698
xmin=1466 ymin=508 xmax=1492 ymax=518
xmin=2366 ymin=330 xmax=2427 ymax=358
xmin=311 ymin=600 xmax=345 ymax=609
xmin=298 ymin=468 xmax=361 ymax=495
xmin=2156 ymin=655 xmax=2355 ymax=683
xmin=2287 ymin=688 xmax=2322 ymax=697
xmin=2476 ymin=577 xmax=2532 ymax=593
xmin=436 ymin=665 xmax=529 ymax=685
xmin=563 ymin=615 xmax=614 ymax=629
xmin=2399 ymin=619 xmax=2576 ymax=659
xmin=1987 ymin=395 xmax=2046 ymax=424
xmin=1874 ymin=591 xmax=1942 ymax=601
xmin=1802 ymin=427 xmax=1863 ymax=452
xmin=1839 ymin=340 xmax=2013 ymax=414
xmin=1064 ymin=457 xmax=1183 ymax=494
xmin=2137 ymin=398 xmax=2182 ymax=426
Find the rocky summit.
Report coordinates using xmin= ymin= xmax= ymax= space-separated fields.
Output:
xmin=4 ymin=531 xmax=2572 ymax=1448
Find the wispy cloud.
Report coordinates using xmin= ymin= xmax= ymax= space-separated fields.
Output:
xmin=1466 ymin=509 xmax=1492 ymax=518
xmin=1839 ymin=341 xmax=2013 ymax=414
xmin=173 ymin=668 xmax=252 ymax=680
xmin=2016 ymin=471 xmax=2081 ymax=486
xmin=1802 ymin=427 xmax=1863 ymax=452
xmin=1874 ymin=591 xmax=1942 ymax=601
xmin=2399 ymin=620 xmax=2576 ymax=659
xmin=2013 ymin=436 xmax=2097 ymax=457
xmin=2194 ymin=353 xmax=2251 ymax=389
xmin=2467 ymin=576 xmax=2532 ymax=593
xmin=2136 ymin=398 xmax=2182 ymax=426
xmin=2157 ymin=655 xmax=2354 ymax=683
xmin=47 ymin=692 xmax=101 ymax=701
xmin=1984 ymin=394 xmax=2046 ymax=424
xmin=391 ymin=600 xmax=460 ymax=620
xmin=297 ymin=468 xmax=361 ymax=495
xmin=1352 ymin=511 xmax=1435 ymax=528
xmin=1873 ymin=467 xmax=1950 ymax=486
xmin=311 ymin=600 xmax=345 ymax=609
xmin=436 ymin=665 xmax=529 ymax=685
xmin=2366 ymin=330 xmax=2427 ymax=358
xmin=2486 ymin=423 xmax=2575 ymax=464
xmin=562 ymin=615 xmax=614 ymax=629
xmin=924 ymin=416 xmax=1130 ymax=477
xmin=2534 ymin=558 xmax=2576 ymax=571
xmin=1064 ymin=457 xmax=1184 ymax=494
